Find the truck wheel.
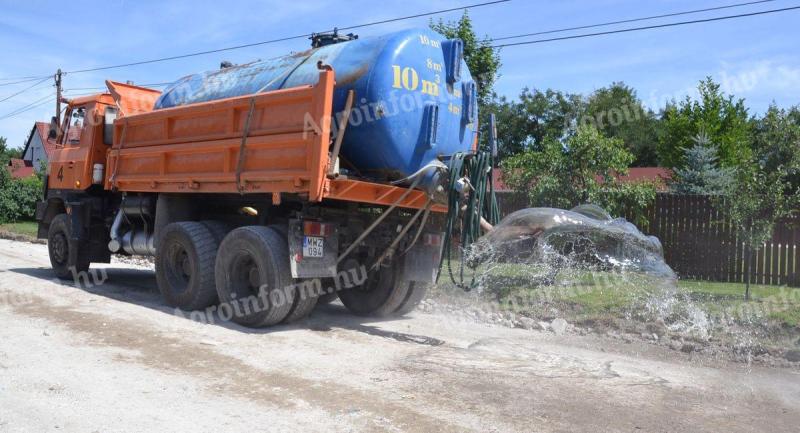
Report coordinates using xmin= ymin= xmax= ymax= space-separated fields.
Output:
xmin=156 ymin=222 xmax=219 ymax=311
xmin=283 ymin=279 xmax=319 ymax=323
xmin=200 ymin=220 xmax=231 ymax=245
xmin=268 ymin=225 xmax=318 ymax=324
xmin=337 ymin=260 xmax=410 ymax=317
xmin=393 ymin=282 xmax=429 ymax=316
xmin=47 ymin=214 xmax=90 ymax=280
xmin=214 ymin=226 xmax=294 ymax=327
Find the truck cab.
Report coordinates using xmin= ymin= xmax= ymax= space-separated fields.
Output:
xmin=48 ymin=94 xmax=116 ymax=193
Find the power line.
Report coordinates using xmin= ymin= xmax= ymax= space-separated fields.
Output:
xmin=0 ymin=76 xmax=50 ymax=103
xmin=0 ymin=93 xmax=55 ymax=121
xmin=337 ymin=0 xmax=509 ymax=32
xmin=63 ymin=82 xmax=171 ymax=92
xmin=491 ymin=5 xmax=800 ymax=48
xmin=491 ymin=0 xmax=780 ymax=41
xmin=0 ymin=0 xmax=508 ymax=81
xmin=0 ymin=76 xmax=51 ymax=87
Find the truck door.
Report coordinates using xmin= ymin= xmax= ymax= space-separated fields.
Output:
xmin=49 ymin=105 xmax=97 ymax=191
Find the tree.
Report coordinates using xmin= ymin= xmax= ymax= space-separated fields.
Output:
xmin=787 ymin=105 xmax=800 ymax=126
xmin=503 ymin=125 xmax=656 ymax=222
xmin=752 ymin=105 xmax=800 ymax=196
xmin=718 ymin=164 xmax=789 ymax=301
xmin=487 ymin=88 xmax=582 ymax=161
xmin=671 ymin=131 xmax=733 ymax=195
xmin=582 ymin=83 xmax=661 ymax=166
xmin=716 ymin=106 xmax=800 ymax=300
xmin=488 ymin=83 xmax=662 ymax=165
xmin=0 ymin=136 xmax=22 ymax=164
xmin=430 ymin=11 xmax=501 ymax=106
xmin=658 ymin=78 xmax=752 ymax=169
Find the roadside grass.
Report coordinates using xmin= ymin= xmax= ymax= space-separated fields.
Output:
xmin=440 ymin=260 xmax=800 ymax=330
xmin=676 ymin=280 xmax=800 ymax=328
xmin=0 ymin=220 xmax=38 ymax=238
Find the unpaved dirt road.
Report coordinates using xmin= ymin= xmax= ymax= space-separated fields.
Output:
xmin=0 ymin=238 xmax=798 ymax=432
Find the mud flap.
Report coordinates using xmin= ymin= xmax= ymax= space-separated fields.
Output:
xmin=288 ymin=219 xmax=338 ymax=278
xmin=402 ymin=232 xmax=444 ymax=284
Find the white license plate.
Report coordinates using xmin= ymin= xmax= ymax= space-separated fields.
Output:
xmin=303 ymin=236 xmax=324 ymax=258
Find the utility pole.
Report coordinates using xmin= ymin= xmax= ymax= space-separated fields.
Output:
xmin=55 ymin=69 xmax=63 ymax=129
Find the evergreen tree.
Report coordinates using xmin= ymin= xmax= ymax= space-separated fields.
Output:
xmin=672 ymin=131 xmax=733 ymax=195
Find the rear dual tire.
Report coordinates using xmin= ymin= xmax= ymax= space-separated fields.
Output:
xmin=337 ymin=259 xmax=428 ymax=317
xmin=214 ymin=226 xmax=318 ymax=327
xmin=155 ymin=222 xmax=425 ymax=326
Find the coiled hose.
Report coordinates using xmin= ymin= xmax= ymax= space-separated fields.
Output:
xmin=437 ymin=150 xmax=501 ymax=290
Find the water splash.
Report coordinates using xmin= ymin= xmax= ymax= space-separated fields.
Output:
xmin=459 ymin=205 xmax=716 ymax=342
xmin=466 ymin=205 xmax=676 ymax=283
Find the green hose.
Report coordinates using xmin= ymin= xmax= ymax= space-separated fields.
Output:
xmin=437 ymin=150 xmax=500 ymax=290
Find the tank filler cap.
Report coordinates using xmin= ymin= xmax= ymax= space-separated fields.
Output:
xmin=310 ymin=28 xmax=358 ymax=48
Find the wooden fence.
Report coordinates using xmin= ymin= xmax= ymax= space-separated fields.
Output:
xmin=496 ymin=192 xmax=800 ymax=287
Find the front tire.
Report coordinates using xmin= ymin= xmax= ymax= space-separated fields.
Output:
xmin=155 ymin=222 xmax=220 ymax=311
xmin=47 ymin=214 xmax=90 ymax=280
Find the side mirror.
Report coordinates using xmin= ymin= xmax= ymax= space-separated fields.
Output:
xmin=48 ymin=116 xmax=58 ymax=140
xmin=488 ymin=113 xmax=498 ymax=159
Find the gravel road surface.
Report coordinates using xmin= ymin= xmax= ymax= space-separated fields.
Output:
xmin=0 ymin=238 xmax=798 ymax=432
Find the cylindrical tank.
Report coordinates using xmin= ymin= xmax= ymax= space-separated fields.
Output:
xmin=155 ymin=28 xmax=478 ymax=184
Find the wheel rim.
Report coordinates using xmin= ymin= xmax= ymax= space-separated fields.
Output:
xmin=340 ymin=258 xmax=387 ymax=294
xmin=164 ymin=243 xmax=192 ymax=296
xmin=356 ymin=270 xmax=382 ymax=293
xmin=51 ymin=232 xmax=68 ymax=265
xmin=229 ymin=251 xmax=265 ymax=300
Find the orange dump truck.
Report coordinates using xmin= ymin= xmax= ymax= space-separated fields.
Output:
xmin=37 ymin=29 xmax=491 ymax=327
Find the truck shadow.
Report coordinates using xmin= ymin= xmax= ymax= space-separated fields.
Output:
xmin=8 ymin=266 xmax=444 ymax=347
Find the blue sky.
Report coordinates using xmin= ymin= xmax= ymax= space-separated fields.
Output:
xmin=1 ymin=0 xmax=799 ymax=148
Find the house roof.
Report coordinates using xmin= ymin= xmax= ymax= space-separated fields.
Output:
xmin=492 ymin=167 xmax=673 ymax=193
xmin=616 ymin=167 xmax=672 ymax=182
xmin=6 ymin=158 xmax=35 ymax=178
xmin=21 ymin=121 xmax=58 ymax=160
xmin=611 ymin=167 xmax=673 ymax=190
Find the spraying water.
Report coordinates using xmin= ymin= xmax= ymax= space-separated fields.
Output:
xmin=426 ymin=204 xmax=800 ymax=365
xmin=437 ymin=205 xmax=733 ymax=349
xmin=466 ymin=205 xmax=676 ymax=282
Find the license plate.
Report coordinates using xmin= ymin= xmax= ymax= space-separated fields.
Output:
xmin=303 ymin=236 xmax=324 ymax=258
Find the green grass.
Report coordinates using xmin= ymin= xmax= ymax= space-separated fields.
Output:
xmin=459 ymin=261 xmax=800 ymax=329
xmin=677 ymin=280 xmax=789 ymax=300
xmin=675 ymin=280 xmax=800 ymax=327
xmin=0 ymin=220 xmax=38 ymax=238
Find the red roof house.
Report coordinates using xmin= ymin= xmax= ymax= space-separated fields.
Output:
xmin=493 ymin=167 xmax=673 ymax=193
xmin=7 ymin=158 xmax=35 ymax=178
xmin=6 ymin=122 xmax=57 ymax=178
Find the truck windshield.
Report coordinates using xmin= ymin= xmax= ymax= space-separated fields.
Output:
xmin=65 ymin=107 xmax=86 ymax=144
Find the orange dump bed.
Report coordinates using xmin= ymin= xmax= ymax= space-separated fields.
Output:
xmin=106 ymin=69 xmax=440 ymax=212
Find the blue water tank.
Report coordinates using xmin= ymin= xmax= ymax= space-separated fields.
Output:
xmin=155 ymin=28 xmax=479 ymax=183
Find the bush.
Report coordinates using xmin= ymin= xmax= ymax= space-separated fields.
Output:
xmin=589 ymin=182 xmax=657 ymax=227
xmin=0 ymin=167 xmax=43 ymax=223
xmin=503 ymin=125 xmax=656 ymax=224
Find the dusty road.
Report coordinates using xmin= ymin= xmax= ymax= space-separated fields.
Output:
xmin=0 ymin=238 xmax=798 ymax=432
